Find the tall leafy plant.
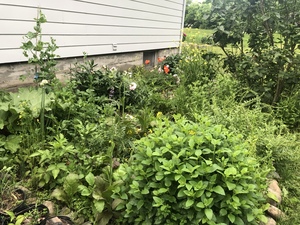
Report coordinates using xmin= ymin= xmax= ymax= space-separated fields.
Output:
xmin=21 ymin=9 xmax=59 ymax=83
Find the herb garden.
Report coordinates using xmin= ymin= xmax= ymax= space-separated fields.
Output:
xmin=1 ymin=1 xmax=300 ymax=224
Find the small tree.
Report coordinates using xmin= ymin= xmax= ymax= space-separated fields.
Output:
xmin=209 ymin=0 xmax=300 ymax=105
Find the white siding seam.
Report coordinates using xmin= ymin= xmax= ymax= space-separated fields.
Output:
xmin=0 ymin=3 xmax=181 ymax=21
xmin=0 ymin=4 xmax=180 ymax=24
xmin=0 ymin=19 xmax=180 ymax=31
xmin=128 ymin=0 xmax=182 ymax=11
xmin=74 ymin=0 xmax=181 ymax=17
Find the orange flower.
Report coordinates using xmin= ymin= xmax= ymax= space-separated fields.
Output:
xmin=163 ymin=65 xmax=170 ymax=74
xmin=158 ymin=57 xmax=165 ymax=63
xmin=145 ymin=60 xmax=150 ymax=65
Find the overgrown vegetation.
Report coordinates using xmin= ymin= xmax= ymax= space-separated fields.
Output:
xmin=1 ymin=6 xmax=300 ymax=225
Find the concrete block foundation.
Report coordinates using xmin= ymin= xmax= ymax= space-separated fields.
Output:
xmin=0 ymin=48 xmax=179 ymax=91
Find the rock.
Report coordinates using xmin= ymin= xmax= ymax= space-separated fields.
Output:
xmin=267 ymin=188 xmax=282 ymax=206
xmin=260 ymin=216 xmax=277 ymax=225
xmin=46 ymin=217 xmax=63 ymax=225
xmin=267 ymin=180 xmax=282 ymax=206
xmin=43 ymin=201 xmax=55 ymax=216
xmin=266 ymin=217 xmax=276 ymax=225
xmin=268 ymin=180 xmax=282 ymax=196
xmin=267 ymin=205 xmax=285 ymax=220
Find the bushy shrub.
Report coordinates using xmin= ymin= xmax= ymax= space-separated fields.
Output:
xmin=113 ymin=114 xmax=268 ymax=225
xmin=179 ymin=44 xmax=221 ymax=87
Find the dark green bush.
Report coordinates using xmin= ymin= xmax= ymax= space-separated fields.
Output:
xmin=113 ymin=114 xmax=268 ymax=225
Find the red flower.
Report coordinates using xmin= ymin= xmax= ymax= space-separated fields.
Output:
xmin=163 ymin=65 xmax=170 ymax=74
xmin=158 ymin=57 xmax=165 ymax=63
xmin=145 ymin=60 xmax=150 ymax=65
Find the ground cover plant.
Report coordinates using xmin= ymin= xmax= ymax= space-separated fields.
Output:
xmin=1 ymin=7 xmax=300 ymax=225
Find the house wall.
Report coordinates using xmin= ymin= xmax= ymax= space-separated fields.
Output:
xmin=0 ymin=0 xmax=185 ymax=63
xmin=0 ymin=0 xmax=185 ymax=90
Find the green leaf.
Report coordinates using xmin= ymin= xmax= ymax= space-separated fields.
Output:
xmin=196 ymin=202 xmax=205 ymax=209
xmin=137 ymin=200 xmax=144 ymax=210
xmin=220 ymin=208 xmax=227 ymax=216
xmin=153 ymin=196 xmax=163 ymax=206
xmin=195 ymin=149 xmax=202 ymax=157
xmin=85 ymin=172 xmax=95 ymax=186
xmin=189 ymin=139 xmax=195 ymax=148
xmin=15 ymin=215 xmax=26 ymax=225
xmin=235 ymin=216 xmax=245 ymax=225
xmin=78 ymin=185 xmax=91 ymax=196
xmin=267 ymin=191 xmax=279 ymax=203
xmin=111 ymin=199 xmax=124 ymax=210
xmin=224 ymin=167 xmax=237 ymax=177
xmin=52 ymin=168 xmax=60 ymax=179
xmin=4 ymin=210 xmax=15 ymax=220
xmin=246 ymin=213 xmax=255 ymax=222
xmin=204 ymin=208 xmax=213 ymax=220
xmin=94 ymin=200 xmax=105 ymax=213
xmin=226 ymin=181 xmax=236 ymax=190
xmin=4 ymin=135 xmax=21 ymax=153
xmin=177 ymin=188 xmax=186 ymax=198
xmin=185 ymin=199 xmax=194 ymax=208
xmin=51 ymin=188 xmax=67 ymax=202
xmin=141 ymin=188 xmax=149 ymax=194
xmin=99 ymin=212 xmax=113 ymax=225
xmin=213 ymin=185 xmax=225 ymax=195
xmin=155 ymin=171 xmax=164 ymax=181
xmin=228 ymin=214 xmax=235 ymax=223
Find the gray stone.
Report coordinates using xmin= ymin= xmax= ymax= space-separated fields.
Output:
xmin=267 ymin=205 xmax=285 ymax=220
xmin=268 ymin=180 xmax=282 ymax=196
xmin=267 ymin=188 xmax=282 ymax=206
xmin=45 ymin=217 xmax=63 ymax=225
xmin=260 ymin=217 xmax=276 ymax=225
xmin=43 ymin=201 xmax=55 ymax=216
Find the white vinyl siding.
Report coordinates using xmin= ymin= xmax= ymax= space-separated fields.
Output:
xmin=0 ymin=0 xmax=185 ymax=63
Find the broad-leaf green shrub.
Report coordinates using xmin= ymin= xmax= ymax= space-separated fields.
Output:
xmin=113 ymin=114 xmax=268 ymax=225
xmin=179 ymin=44 xmax=221 ymax=87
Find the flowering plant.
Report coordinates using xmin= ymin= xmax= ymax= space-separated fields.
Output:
xmin=158 ymin=54 xmax=182 ymax=75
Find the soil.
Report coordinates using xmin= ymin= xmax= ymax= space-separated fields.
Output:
xmin=0 ymin=189 xmax=24 ymax=213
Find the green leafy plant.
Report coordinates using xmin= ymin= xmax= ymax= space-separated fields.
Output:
xmin=51 ymin=143 xmax=121 ymax=224
xmin=29 ymin=133 xmax=78 ymax=188
xmin=113 ymin=114 xmax=268 ymax=225
xmin=21 ymin=10 xmax=59 ymax=83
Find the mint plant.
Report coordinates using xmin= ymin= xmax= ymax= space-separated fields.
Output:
xmin=113 ymin=114 xmax=268 ymax=225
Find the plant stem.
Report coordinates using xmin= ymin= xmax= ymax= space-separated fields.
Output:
xmin=40 ymin=87 xmax=45 ymax=141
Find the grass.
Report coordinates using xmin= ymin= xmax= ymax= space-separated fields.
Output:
xmin=183 ymin=28 xmax=290 ymax=54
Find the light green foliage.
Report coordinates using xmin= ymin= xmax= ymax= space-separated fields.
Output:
xmin=113 ymin=114 xmax=268 ymax=225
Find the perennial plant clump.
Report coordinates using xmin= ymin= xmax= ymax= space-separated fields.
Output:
xmin=113 ymin=114 xmax=268 ymax=225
